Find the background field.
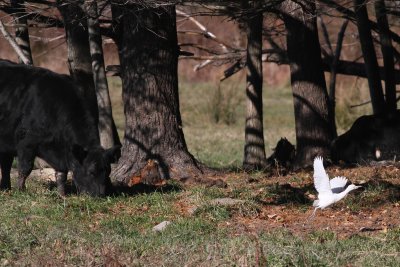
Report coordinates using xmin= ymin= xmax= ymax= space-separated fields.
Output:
xmin=109 ymin=76 xmax=371 ymax=168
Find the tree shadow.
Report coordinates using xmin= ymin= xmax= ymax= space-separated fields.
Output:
xmin=45 ymin=180 xmax=182 ymax=197
xmin=256 ymin=183 xmax=315 ymax=206
xmin=255 ymin=179 xmax=400 ymax=208
xmin=109 ymin=182 xmax=183 ymax=196
xmin=352 ymin=179 xmax=400 ymax=208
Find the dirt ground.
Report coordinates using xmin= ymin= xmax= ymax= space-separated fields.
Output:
xmin=176 ymin=164 xmax=400 ymax=239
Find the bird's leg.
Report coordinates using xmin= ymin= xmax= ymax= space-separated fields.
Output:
xmin=311 ymin=207 xmax=318 ymax=218
xmin=306 ymin=207 xmax=318 ymax=223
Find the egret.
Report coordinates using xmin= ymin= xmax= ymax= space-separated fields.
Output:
xmin=310 ymin=156 xmax=361 ymax=218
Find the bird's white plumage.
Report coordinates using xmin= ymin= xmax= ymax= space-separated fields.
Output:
xmin=330 ymin=176 xmax=348 ymax=193
xmin=309 ymin=157 xmax=361 ymax=220
xmin=313 ymin=156 xmax=331 ymax=194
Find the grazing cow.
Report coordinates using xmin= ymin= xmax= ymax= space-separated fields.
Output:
xmin=331 ymin=111 xmax=400 ymax=164
xmin=0 ymin=60 xmax=119 ymax=196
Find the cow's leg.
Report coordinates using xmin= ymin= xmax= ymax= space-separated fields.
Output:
xmin=55 ymin=171 xmax=68 ymax=197
xmin=0 ymin=153 xmax=13 ymax=190
xmin=16 ymin=147 xmax=35 ymax=191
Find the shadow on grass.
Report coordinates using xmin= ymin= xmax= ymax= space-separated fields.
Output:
xmin=202 ymin=163 xmax=292 ymax=179
xmin=45 ymin=180 xmax=182 ymax=197
xmin=352 ymin=180 xmax=400 ymax=208
xmin=110 ymin=182 xmax=183 ymax=196
xmin=259 ymin=183 xmax=315 ymax=206
xmin=255 ymin=180 xmax=400 ymax=208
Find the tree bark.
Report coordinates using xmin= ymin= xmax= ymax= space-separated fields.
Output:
xmin=374 ymin=0 xmax=397 ymax=114
xmin=110 ymin=4 xmax=202 ymax=184
xmin=354 ymin=0 xmax=386 ymax=115
xmin=281 ymin=0 xmax=335 ymax=168
xmin=242 ymin=3 xmax=267 ymax=170
xmin=57 ymin=0 xmax=98 ymax=124
xmin=10 ymin=0 xmax=32 ymax=65
xmin=328 ymin=20 xmax=348 ymax=139
xmin=84 ymin=0 xmax=120 ymax=149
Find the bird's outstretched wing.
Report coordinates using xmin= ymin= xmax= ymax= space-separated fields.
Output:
xmin=313 ymin=157 xmax=331 ymax=194
xmin=330 ymin=176 xmax=348 ymax=193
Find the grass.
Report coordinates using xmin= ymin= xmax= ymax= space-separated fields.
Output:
xmin=0 ymin=176 xmax=399 ymax=266
xmin=180 ymin=80 xmax=297 ymax=168
xmin=109 ymin=77 xmax=369 ymax=168
xmin=1 ymin=78 xmax=396 ymax=266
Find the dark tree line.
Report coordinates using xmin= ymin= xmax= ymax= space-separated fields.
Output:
xmin=0 ymin=0 xmax=399 ymax=184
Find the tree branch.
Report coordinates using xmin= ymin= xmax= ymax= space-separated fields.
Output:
xmin=320 ymin=0 xmax=400 ymax=45
xmin=0 ymin=19 xmax=32 ymax=64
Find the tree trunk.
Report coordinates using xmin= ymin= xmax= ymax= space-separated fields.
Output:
xmin=328 ymin=20 xmax=348 ymax=139
xmin=281 ymin=0 xmax=335 ymax=168
xmin=354 ymin=0 xmax=386 ymax=115
xmin=374 ymin=0 xmax=397 ymax=114
xmin=84 ymin=0 xmax=120 ymax=148
xmin=242 ymin=3 xmax=267 ymax=170
xmin=11 ymin=0 xmax=32 ymax=65
xmin=57 ymin=0 xmax=98 ymax=123
xmin=110 ymin=5 xmax=202 ymax=184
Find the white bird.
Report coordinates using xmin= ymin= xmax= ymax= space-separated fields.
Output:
xmin=310 ymin=156 xmax=361 ymax=218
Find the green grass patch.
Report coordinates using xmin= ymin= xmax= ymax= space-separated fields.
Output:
xmin=0 ymin=178 xmax=399 ymax=266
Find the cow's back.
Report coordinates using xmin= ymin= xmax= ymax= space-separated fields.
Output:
xmin=0 ymin=60 xmax=99 ymax=157
xmin=331 ymin=111 xmax=400 ymax=163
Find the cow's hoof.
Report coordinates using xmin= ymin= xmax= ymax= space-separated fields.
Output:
xmin=0 ymin=184 xmax=11 ymax=191
xmin=17 ymin=183 xmax=26 ymax=191
xmin=57 ymin=187 xmax=66 ymax=197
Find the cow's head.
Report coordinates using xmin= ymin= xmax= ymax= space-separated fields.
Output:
xmin=71 ymin=145 xmax=120 ymax=196
xmin=331 ymin=134 xmax=357 ymax=163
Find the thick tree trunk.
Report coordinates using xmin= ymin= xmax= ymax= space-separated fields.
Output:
xmin=57 ymin=0 xmax=98 ymax=123
xmin=111 ymin=5 xmax=202 ymax=184
xmin=354 ymin=0 xmax=386 ymax=115
xmin=84 ymin=0 xmax=120 ymax=149
xmin=374 ymin=0 xmax=397 ymax=114
xmin=242 ymin=4 xmax=267 ymax=170
xmin=11 ymin=0 xmax=32 ymax=65
xmin=282 ymin=0 xmax=335 ymax=168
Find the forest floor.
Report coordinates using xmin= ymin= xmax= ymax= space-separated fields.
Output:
xmin=2 ymin=162 xmax=398 ymax=266
xmin=207 ymin=164 xmax=400 ymax=239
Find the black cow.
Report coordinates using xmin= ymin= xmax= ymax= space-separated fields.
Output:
xmin=0 ymin=60 xmax=119 ymax=196
xmin=331 ymin=111 xmax=400 ymax=164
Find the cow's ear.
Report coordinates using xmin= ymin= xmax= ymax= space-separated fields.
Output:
xmin=104 ymin=145 xmax=121 ymax=164
xmin=72 ymin=144 xmax=88 ymax=165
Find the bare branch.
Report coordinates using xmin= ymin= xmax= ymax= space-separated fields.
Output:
xmin=220 ymin=60 xmax=245 ymax=81
xmin=320 ymin=0 xmax=400 ymax=45
xmin=176 ymin=8 xmax=230 ymax=53
xmin=319 ymin=16 xmax=333 ymax=55
xmin=179 ymin=52 xmax=243 ymax=61
xmin=193 ymin=59 xmax=212 ymax=71
xmin=179 ymin=42 xmax=221 ymax=55
xmin=0 ymin=19 xmax=32 ymax=64
xmin=177 ymin=30 xmax=240 ymax=52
